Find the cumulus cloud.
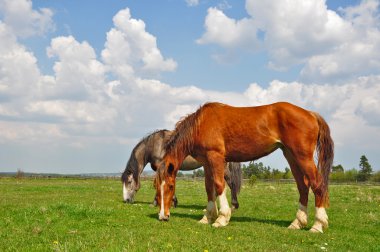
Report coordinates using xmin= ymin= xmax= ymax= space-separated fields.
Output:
xmin=198 ymin=0 xmax=380 ymax=82
xmin=197 ymin=7 xmax=260 ymax=50
xmin=0 ymin=22 xmax=40 ymax=100
xmin=46 ymin=36 xmax=107 ymax=101
xmin=0 ymin=0 xmax=54 ymax=38
xmin=102 ymin=8 xmax=177 ymax=82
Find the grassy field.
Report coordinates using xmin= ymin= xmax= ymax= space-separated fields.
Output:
xmin=0 ymin=177 xmax=379 ymax=251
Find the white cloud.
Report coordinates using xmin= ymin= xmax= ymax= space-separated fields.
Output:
xmin=300 ymin=0 xmax=380 ymax=82
xmin=244 ymin=80 xmax=349 ymax=116
xmin=0 ymin=22 xmax=40 ymax=99
xmin=165 ymin=104 xmax=197 ymax=126
xmin=198 ymin=0 xmax=380 ymax=82
xmin=0 ymin=0 xmax=54 ymax=38
xmin=0 ymin=121 xmax=65 ymax=144
xmin=46 ymin=36 xmax=107 ymax=101
xmin=102 ymin=8 xmax=177 ymax=82
xmin=197 ymin=7 xmax=260 ymax=50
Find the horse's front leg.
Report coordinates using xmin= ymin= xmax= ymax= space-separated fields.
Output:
xmin=199 ymin=164 xmax=218 ymax=224
xmin=208 ymin=151 xmax=231 ymax=228
xmin=212 ymin=186 xmax=231 ymax=228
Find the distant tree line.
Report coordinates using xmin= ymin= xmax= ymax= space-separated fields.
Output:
xmin=242 ymin=161 xmax=293 ymax=180
xmin=330 ymin=155 xmax=380 ymax=182
xmin=188 ymin=155 xmax=380 ymax=183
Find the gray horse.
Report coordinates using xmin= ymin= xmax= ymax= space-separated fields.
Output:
xmin=121 ymin=130 xmax=242 ymax=208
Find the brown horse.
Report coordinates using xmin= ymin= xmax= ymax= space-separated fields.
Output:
xmin=156 ymin=102 xmax=334 ymax=233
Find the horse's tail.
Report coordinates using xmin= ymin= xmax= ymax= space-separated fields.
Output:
xmin=225 ymin=162 xmax=242 ymax=209
xmin=313 ymin=112 xmax=334 ymax=208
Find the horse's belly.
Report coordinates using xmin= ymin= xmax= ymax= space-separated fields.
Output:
xmin=180 ymin=155 xmax=202 ymax=170
xmin=224 ymin=141 xmax=279 ymax=162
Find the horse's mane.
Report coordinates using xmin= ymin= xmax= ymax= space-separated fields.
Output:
xmin=165 ymin=103 xmax=217 ymax=160
xmin=121 ymin=129 xmax=169 ymax=183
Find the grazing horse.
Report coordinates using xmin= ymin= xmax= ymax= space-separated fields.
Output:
xmin=156 ymin=102 xmax=334 ymax=233
xmin=121 ymin=130 xmax=242 ymax=208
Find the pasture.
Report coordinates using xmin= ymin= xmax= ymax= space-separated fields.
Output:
xmin=0 ymin=177 xmax=379 ymax=251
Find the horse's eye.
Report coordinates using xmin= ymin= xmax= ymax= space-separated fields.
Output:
xmin=169 ymin=185 xmax=174 ymax=191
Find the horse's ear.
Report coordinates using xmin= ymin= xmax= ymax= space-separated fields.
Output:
xmin=167 ymin=163 xmax=174 ymax=175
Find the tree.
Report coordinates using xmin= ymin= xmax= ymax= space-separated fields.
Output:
xmin=271 ymin=168 xmax=282 ymax=180
xmin=282 ymin=167 xmax=293 ymax=179
xmin=192 ymin=168 xmax=204 ymax=178
xmin=242 ymin=161 xmax=272 ymax=179
xmin=357 ymin=155 xmax=373 ymax=181
xmin=332 ymin=164 xmax=344 ymax=173
xmin=177 ymin=171 xmax=184 ymax=177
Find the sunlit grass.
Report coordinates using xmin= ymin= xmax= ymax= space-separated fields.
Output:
xmin=0 ymin=177 xmax=379 ymax=251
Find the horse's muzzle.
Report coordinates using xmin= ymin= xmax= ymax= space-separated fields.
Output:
xmin=124 ymin=198 xmax=134 ymax=204
xmin=158 ymin=213 xmax=170 ymax=221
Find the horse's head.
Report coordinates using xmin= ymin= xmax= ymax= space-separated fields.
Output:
xmin=156 ymin=156 xmax=179 ymax=221
xmin=121 ymin=170 xmax=140 ymax=203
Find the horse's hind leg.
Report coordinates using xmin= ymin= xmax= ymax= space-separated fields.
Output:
xmin=224 ymin=163 xmax=239 ymax=209
xmin=284 ymin=150 xmax=309 ymax=230
xmin=295 ymin=155 xmax=329 ymax=233
xmin=199 ymin=163 xmax=218 ymax=224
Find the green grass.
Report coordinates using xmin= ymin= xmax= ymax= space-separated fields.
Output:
xmin=1 ymin=177 xmax=379 ymax=251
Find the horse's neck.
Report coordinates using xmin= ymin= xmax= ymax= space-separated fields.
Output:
xmin=133 ymin=142 xmax=148 ymax=175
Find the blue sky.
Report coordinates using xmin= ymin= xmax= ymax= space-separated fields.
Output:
xmin=28 ymin=0 xmax=362 ymax=90
xmin=0 ymin=0 xmax=379 ymax=173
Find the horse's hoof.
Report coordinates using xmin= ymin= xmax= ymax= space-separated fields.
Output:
xmin=198 ymin=215 xmax=209 ymax=224
xmin=309 ymin=226 xmax=323 ymax=233
xmin=288 ymin=223 xmax=300 ymax=230
xmin=288 ymin=218 xmax=307 ymax=230
xmin=288 ymin=221 xmax=302 ymax=230
xmin=212 ymin=215 xmax=229 ymax=228
xmin=310 ymin=222 xmax=325 ymax=233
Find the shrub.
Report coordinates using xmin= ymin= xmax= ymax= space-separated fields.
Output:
xmin=344 ymin=169 xmax=358 ymax=182
xmin=370 ymin=171 xmax=380 ymax=182
xmin=248 ymin=175 xmax=257 ymax=186
xmin=15 ymin=169 xmax=25 ymax=179
xmin=330 ymin=171 xmax=345 ymax=181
